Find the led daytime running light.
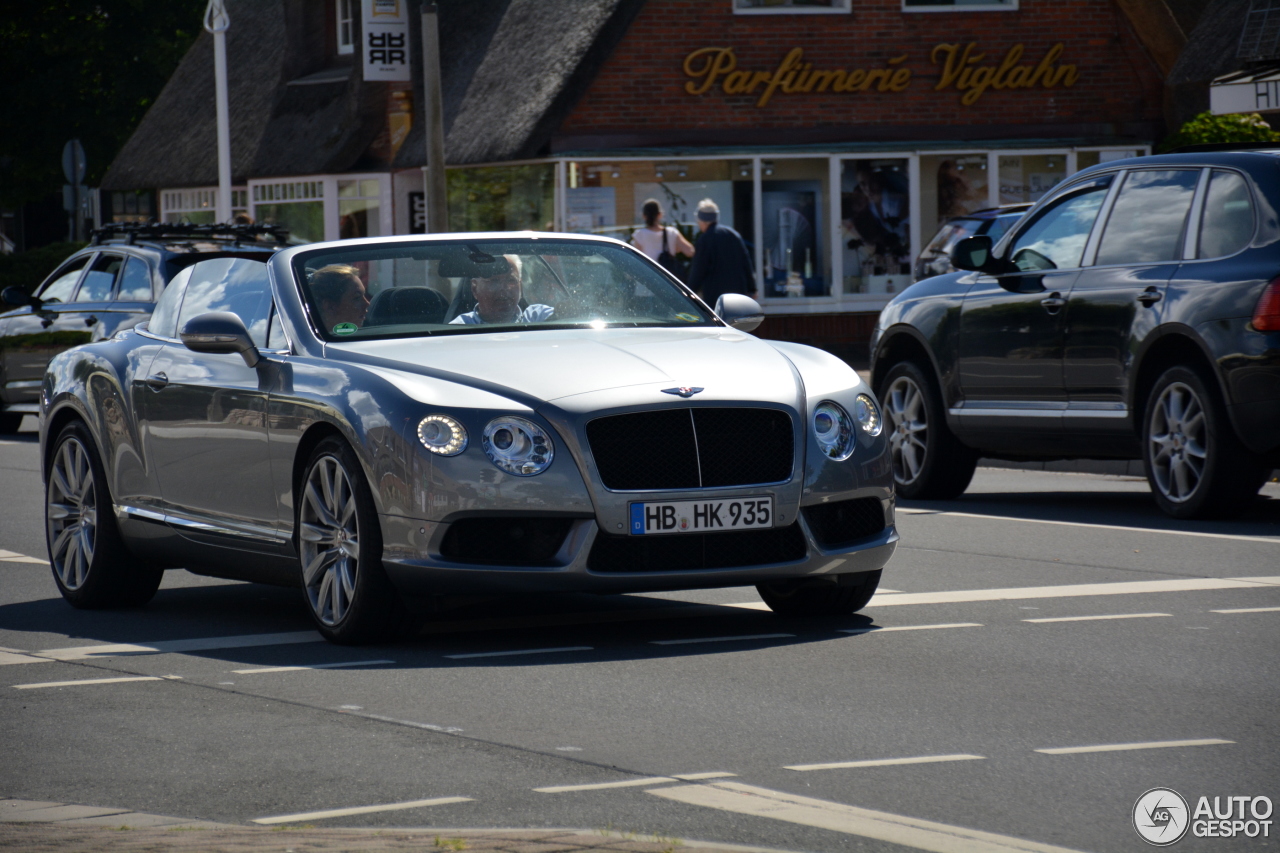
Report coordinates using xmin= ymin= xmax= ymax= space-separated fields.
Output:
xmin=855 ymin=394 xmax=883 ymax=436
xmin=417 ymin=414 xmax=467 ymax=456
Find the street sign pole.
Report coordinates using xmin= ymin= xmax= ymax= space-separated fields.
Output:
xmin=61 ymin=139 xmax=87 ymax=241
xmin=204 ymin=0 xmax=232 ymax=224
xmin=420 ymin=4 xmax=448 ymax=232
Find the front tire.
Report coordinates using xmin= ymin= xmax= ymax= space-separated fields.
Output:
xmin=1142 ymin=366 xmax=1266 ymax=519
xmin=46 ymin=422 xmax=162 ymax=608
xmin=878 ymin=361 xmax=976 ymax=500
xmin=297 ymin=436 xmax=407 ymax=644
xmin=757 ymin=570 xmax=882 ymax=617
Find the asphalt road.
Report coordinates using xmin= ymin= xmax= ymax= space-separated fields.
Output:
xmin=1 ymin=421 xmax=1278 ymax=853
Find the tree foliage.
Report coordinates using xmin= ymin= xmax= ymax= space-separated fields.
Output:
xmin=1158 ymin=111 xmax=1280 ymax=153
xmin=0 ymin=0 xmax=206 ymax=207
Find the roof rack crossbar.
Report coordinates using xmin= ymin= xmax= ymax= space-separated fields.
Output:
xmin=89 ymin=221 xmax=291 ymax=246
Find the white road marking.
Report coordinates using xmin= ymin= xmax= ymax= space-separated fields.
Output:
xmin=444 ymin=646 xmax=592 ymax=660
xmin=36 ymin=631 xmax=323 ymax=660
xmin=723 ymin=602 xmax=771 ymax=611
xmin=867 ymin=576 xmax=1280 ymax=608
xmin=1023 ymin=612 xmax=1170 ymax=623
xmin=14 ymin=675 xmax=182 ymax=690
xmin=1212 ymin=606 xmax=1280 ymax=614
xmin=0 ymin=549 xmax=47 ymax=565
xmin=897 ymin=507 xmax=1280 ymax=545
xmin=1035 ymin=738 xmax=1234 ymax=755
xmin=231 ymin=659 xmax=394 ymax=674
xmin=650 ymin=633 xmax=794 ymax=646
xmin=673 ymin=772 xmax=738 ymax=780
xmin=341 ymin=710 xmax=463 ymax=733
xmin=840 ymin=622 xmax=983 ymax=635
xmin=787 ymin=754 xmax=986 ymax=772
xmin=535 ymin=777 xmax=677 ymax=793
xmin=0 ymin=651 xmax=48 ymax=666
xmin=649 ymin=781 xmax=1087 ymax=853
xmin=252 ymin=796 xmax=472 ymax=825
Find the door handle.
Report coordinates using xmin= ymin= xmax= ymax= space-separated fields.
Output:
xmin=84 ymin=315 xmax=98 ymax=326
xmin=1137 ymin=287 xmax=1162 ymax=306
xmin=1040 ymin=292 xmax=1066 ymax=313
xmin=145 ymin=372 xmax=169 ymax=391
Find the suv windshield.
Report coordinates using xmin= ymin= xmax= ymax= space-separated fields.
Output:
xmin=295 ymin=239 xmax=715 ymax=341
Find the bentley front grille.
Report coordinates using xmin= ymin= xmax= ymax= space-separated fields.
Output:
xmin=585 ymin=407 xmax=793 ymax=491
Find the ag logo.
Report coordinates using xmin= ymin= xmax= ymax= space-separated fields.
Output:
xmin=1134 ymin=788 xmax=1190 ymax=846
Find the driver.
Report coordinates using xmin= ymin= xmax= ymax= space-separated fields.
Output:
xmin=449 ymin=255 xmax=554 ymax=325
xmin=311 ymin=264 xmax=370 ymax=333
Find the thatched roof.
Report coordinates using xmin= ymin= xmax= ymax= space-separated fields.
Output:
xmin=103 ymin=0 xmax=644 ymax=191
xmin=1166 ymin=0 xmax=1254 ymax=124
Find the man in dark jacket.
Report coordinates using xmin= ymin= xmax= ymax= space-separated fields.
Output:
xmin=687 ymin=199 xmax=755 ymax=307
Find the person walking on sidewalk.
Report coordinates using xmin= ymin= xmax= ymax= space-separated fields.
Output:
xmin=687 ymin=199 xmax=755 ymax=308
xmin=631 ymin=199 xmax=695 ymax=281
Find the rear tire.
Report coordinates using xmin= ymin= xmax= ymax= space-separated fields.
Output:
xmin=1142 ymin=365 xmax=1266 ymax=519
xmin=46 ymin=421 xmax=162 ymax=608
xmin=757 ymin=570 xmax=882 ymax=617
xmin=878 ymin=361 xmax=976 ymax=500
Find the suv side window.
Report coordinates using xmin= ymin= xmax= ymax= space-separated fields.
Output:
xmin=115 ymin=257 xmax=155 ymax=302
xmin=148 ymin=266 xmax=193 ymax=339
xmin=1198 ymin=170 xmax=1255 ymax=258
xmin=76 ymin=254 xmax=123 ymax=302
xmin=1095 ymin=169 xmax=1200 ymax=266
xmin=1006 ymin=181 xmax=1112 ymax=272
xmin=177 ymin=258 xmax=272 ymax=347
xmin=37 ymin=257 xmax=90 ymax=303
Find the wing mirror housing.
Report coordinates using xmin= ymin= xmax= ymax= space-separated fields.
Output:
xmin=2 ymin=286 xmax=39 ymax=310
xmin=950 ymin=235 xmax=1002 ymax=274
xmin=180 ymin=312 xmax=261 ymax=368
xmin=715 ymin=293 xmax=764 ymax=333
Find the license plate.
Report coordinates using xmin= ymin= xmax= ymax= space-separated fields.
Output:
xmin=629 ymin=497 xmax=774 ymax=535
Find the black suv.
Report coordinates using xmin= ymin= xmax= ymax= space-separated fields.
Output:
xmin=0 ymin=224 xmax=286 ymax=433
xmin=871 ymin=150 xmax=1280 ymax=519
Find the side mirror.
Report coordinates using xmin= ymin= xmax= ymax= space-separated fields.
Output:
xmin=714 ymin=293 xmax=764 ymax=333
xmin=180 ymin=311 xmax=261 ymax=368
xmin=950 ymin=235 xmax=1000 ymax=274
xmin=2 ymin=286 xmax=37 ymax=309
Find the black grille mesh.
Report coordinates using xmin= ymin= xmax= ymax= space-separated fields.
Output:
xmin=439 ymin=517 xmax=574 ymax=565
xmin=588 ymin=523 xmax=807 ymax=572
xmin=586 ymin=407 xmax=793 ymax=491
xmin=802 ymin=498 xmax=885 ymax=549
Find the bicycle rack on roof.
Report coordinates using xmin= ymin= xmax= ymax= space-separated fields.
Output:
xmin=90 ymin=222 xmax=291 ymax=247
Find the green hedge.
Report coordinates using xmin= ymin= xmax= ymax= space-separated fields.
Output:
xmin=0 ymin=242 xmax=86 ymax=295
xmin=1158 ymin=112 xmax=1280 ymax=153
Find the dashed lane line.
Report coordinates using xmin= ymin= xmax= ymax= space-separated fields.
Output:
xmin=650 ymin=633 xmax=794 ymax=646
xmin=34 ymin=631 xmax=323 ymax=661
xmin=839 ymin=622 xmax=983 ymax=635
xmin=445 ymin=646 xmax=592 ymax=660
xmin=864 ymin=576 xmax=1280 ymax=607
xmin=14 ymin=675 xmax=182 ymax=690
xmin=535 ymin=777 xmax=680 ymax=793
xmin=231 ymin=659 xmax=394 ymax=674
xmin=0 ymin=549 xmax=47 ymax=565
xmin=1023 ymin=612 xmax=1171 ymax=624
xmin=1035 ymin=738 xmax=1234 ymax=755
xmin=897 ymin=507 xmax=1280 ymax=545
xmin=674 ymin=772 xmax=738 ymax=780
xmin=1211 ymin=606 xmax=1280 ymax=614
xmin=649 ymin=781 xmax=1088 ymax=853
xmin=786 ymin=754 xmax=986 ymax=772
xmin=252 ymin=796 xmax=473 ymax=825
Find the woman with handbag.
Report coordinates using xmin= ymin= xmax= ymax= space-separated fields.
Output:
xmin=631 ymin=199 xmax=695 ymax=281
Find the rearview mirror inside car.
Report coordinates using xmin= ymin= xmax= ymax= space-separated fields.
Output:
xmin=950 ymin=235 xmax=1000 ymax=274
xmin=180 ymin=311 xmax=261 ymax=368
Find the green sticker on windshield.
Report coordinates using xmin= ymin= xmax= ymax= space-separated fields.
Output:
xmin=675 ymin=312 xmax=700 ymax=323
xmin=332 ymin=322 xmax=358 ymax=336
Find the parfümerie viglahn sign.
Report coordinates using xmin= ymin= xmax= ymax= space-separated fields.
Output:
xmin=362 ymin=0 xmax=410 ymax=82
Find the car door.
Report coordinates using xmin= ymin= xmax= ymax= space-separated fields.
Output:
xmin=954 ymin=175 xmax=1114 ymax=447
xmin=1063 ymin=168 xmax=1202 ymax=441
xmin=0 ymin=254 xmax=94 ymax=407
xmin=139 ymin=257 xmax=282 ymax=550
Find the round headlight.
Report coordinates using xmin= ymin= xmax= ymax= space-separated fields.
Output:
xmin=855 ymin=394 xmax=883 ymax=436
xmin=417 ymin=414 xmax=467 ymax=456
xmin=482 ymin=416 xmax=554 ymax=476
xmin=813 ymin=402 xmax=855 ymax=461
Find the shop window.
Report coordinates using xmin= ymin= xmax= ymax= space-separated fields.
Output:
xmin=734 ymin=0 xmax=851 ymax=13
xmin=903 ymin=0 xmax=1017 ymax=10
xmin=338 ymin=178 xmax=384 ymax=238
xmin=110 ymin=191 xmax=154 ymax=224
xmin=920 ymin=154 xmax=989 ymax=232
xmin=1077 ymin=150 xmax=1143 ymax=170
xmin=998 ymin=154 xmax=1066 ymax=205
xmin=253 ymin=180 xmax=324 ymax=243
xmin=161 ymin=187 xmax=248 ymax=224
xmin=841 ymin=159 xmax=911 ymax=296
xmin=448 ymin=164 xmax=555 ymax=233
xmin=761 ymin=159 xmax=828 ymax=298
xmin=337 ymin=0 xmax=355 ymax=55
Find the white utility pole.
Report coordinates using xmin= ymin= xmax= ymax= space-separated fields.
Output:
xmin=204 ymin=0 xmax=232 ymax=224
xmin=420 ymin=3 xmax=448 ymax=232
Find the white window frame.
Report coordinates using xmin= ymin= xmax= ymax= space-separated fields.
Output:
xmin=902 ymin=0 xmax=1018 ymax=12
xmin=336 ymin=0 xmax=355 ymax=55
xmin=159 ymin=186 xmax=248 ymax=222
xmin=248 ymin=174 xmax=392 ymax=243
xmin=733 ymin=0 xmax=851 ymax=14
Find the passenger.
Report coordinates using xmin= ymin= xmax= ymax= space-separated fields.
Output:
xmin=449 ymin=255 xmax=554 ymax=325
xmin=311 ymin=264 xmax=370 ymax=333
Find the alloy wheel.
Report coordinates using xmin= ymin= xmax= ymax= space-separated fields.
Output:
xmin=299 ymin=455 xmax=361 ymax=626
xmin=47 ymin=437 xmax=98 ymax=590
xmin=1148 ymin=381 xmax=1207 ymax=503
xmin=885 ymin=376 xmax=928 ymax=486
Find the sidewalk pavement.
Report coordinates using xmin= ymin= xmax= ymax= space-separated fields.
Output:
xmin=0 ymin=798 xmax=791 ymax=853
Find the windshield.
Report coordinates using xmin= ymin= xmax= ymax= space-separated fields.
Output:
xmin=293 ymin=239 xmax=715 ymax=341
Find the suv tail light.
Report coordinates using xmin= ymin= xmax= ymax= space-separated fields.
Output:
xmin=1254 ymin=277 xmax=1280 ymax=332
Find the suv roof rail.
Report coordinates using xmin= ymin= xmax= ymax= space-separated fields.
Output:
xmin=90 ymin=221 xmax=290 ymax=247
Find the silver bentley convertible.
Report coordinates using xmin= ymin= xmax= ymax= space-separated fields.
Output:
xmin=40 ymin=234 xmax=897 ymax=643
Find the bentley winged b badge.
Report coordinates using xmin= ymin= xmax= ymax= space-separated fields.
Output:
xmin=662 ymin=387 xmax=705 ymax=398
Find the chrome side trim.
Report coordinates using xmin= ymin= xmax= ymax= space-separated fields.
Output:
xmin=115 ymin=503 xmax=286 ymax=546
xmin=115 ymin=504 xmax=167 ymax=524
xmin=949 ymin=407 xmax=1062 ymax=419
xmin=950 ymin=403 xmax=1128 ymax=419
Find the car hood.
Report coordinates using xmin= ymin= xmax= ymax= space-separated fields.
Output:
xmin=326 ymin=327 xmax=802 ymax=406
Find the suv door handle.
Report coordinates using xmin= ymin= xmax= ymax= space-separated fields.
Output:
xmin=1040 ymin=292 xmax=1066 ymax=313
xmin=145 ymin=372 xmax=169 ymax=391
xmin=1137 ymin=287 xmax=1163 ymax=306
